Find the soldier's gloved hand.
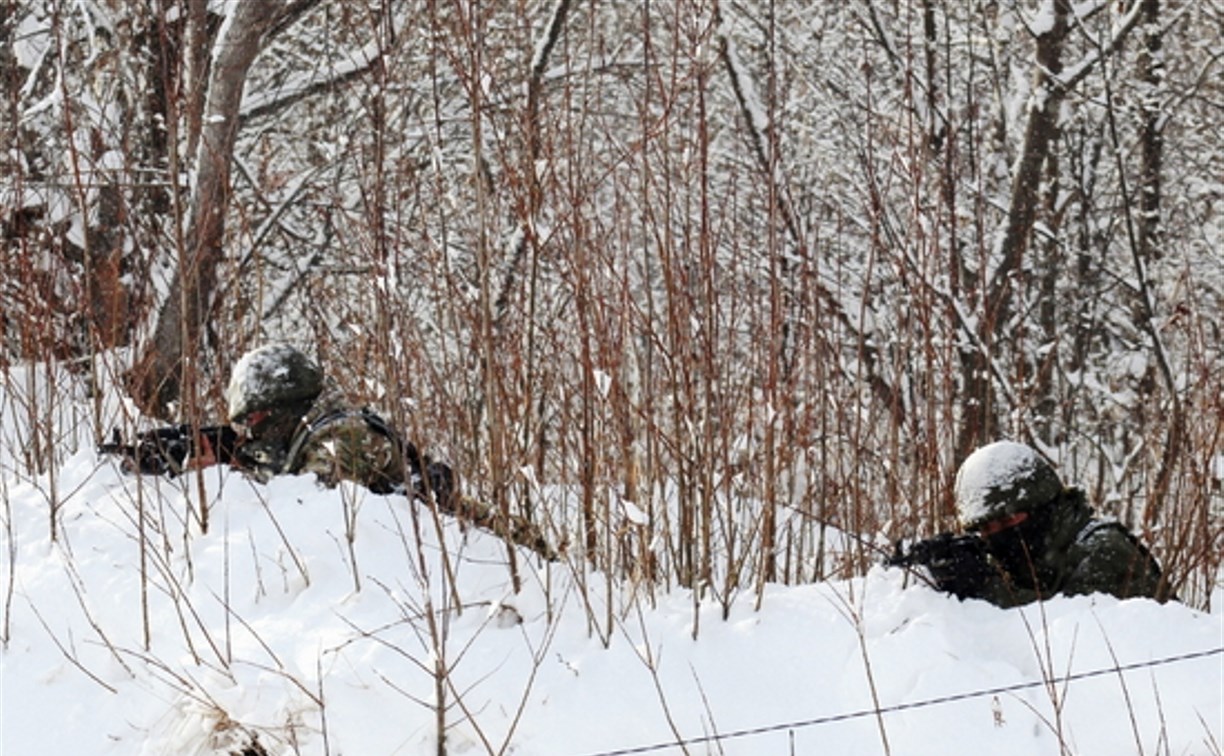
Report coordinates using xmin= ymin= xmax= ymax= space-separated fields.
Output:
xmin=923 ymin=535 xmax=994 ymax=600
xmin=426 ymin=462 xmax=455 ymax=507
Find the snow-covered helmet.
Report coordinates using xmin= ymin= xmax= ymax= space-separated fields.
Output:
xmin=954 ymin=441 xmax=1063 ymax=532
xmin=225 ymin=344 xmax=324 ymax=426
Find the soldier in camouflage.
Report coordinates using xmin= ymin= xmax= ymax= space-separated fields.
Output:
xmin=223 ymin=344 xmax=554 ymax=558
xmin=895 ymin=440 xmax=1169 ymax=607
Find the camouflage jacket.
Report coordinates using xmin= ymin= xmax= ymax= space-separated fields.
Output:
xmin=287 ymin=391 xmax=423 ymax=495
xmin=242 ymin=390 xmax=555 ymax=559
xmin=972 ymin=489 xmax=1167 ymax=607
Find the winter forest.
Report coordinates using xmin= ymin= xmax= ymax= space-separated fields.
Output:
xmin=5 ymin=0 xmax=1224 ymax=583
xmin=5 ymin=0 xmax=1224 ymax=599
xmin=3 ymin=1 xmax=1224 ymax=752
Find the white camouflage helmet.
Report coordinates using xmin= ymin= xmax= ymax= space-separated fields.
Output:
xmin=955 ymin=441 xmax=1063 ymax=531
xmin=226 ymin=343 xmax=324 ymax=423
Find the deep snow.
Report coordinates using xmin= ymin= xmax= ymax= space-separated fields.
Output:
xmin=0 ymin=376 xmax=1220 ymax=755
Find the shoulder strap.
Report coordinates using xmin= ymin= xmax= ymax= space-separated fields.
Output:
xmin=284 ymin=407 xmax=423 ymax=473
xmin=1076 ymin=518 xmax=1138 ymax=548
xmin=282 ymin=406 xmax=456 ymax=505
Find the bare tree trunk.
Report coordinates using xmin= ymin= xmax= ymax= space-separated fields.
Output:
xmin=129 ymin=2 xmax=285 ymax=416
xmin=986 ymin=0 xmax=1071 ymax=331
xmin=959 ymin=0 xmax=1072 ymax=456
xmin=493 ymin=0 xmax=572 ymax=321
xmin=1034 ymin=151 xmax=1065 ymax=445
xmin=1136 ymin=0 xmax=1163 ymax=264
xmin=1133 ymin=0 xmax=1180 ymax=528
xmin=182 ymin=0 xmax=211 ymax=161
xmin=957 ymin=0 xmax=1145 ymax=457
xmin=85 ymin=182 xmax=130 ymax=349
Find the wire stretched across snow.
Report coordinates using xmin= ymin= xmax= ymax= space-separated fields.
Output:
xmin=576 ymin=646 xmax=1224 ymax=756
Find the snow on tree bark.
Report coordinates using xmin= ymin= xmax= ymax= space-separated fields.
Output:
xmin=129 ymin=2 xmax=289 ymax=417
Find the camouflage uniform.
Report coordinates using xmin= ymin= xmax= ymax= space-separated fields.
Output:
xmin=287 ymin=396 xmax=554 ymax=557
xmin=226 ymin=344 xmax=554 ymax=558
xmin=285 ymin=386 xmax=424 ymax=495
xmin=899 ymin=441 xmax=1169 ymax=607
xmin=968 ymin=487 xmax=1166 ymax=607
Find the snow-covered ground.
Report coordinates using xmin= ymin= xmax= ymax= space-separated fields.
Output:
xmin=0 ymin=373 xmax=1221 ymax=755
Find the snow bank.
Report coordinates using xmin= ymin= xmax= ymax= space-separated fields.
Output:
xmin=2 ymin=449 xmax=1220 ymax=755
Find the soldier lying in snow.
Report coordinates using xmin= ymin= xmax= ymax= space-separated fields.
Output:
xmin=102 ymin=343 xmax=553 ymax=559
xmin=888 ymin=441 xmax=1171 ymax=607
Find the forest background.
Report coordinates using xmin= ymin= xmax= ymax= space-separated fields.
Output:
xmin=2 ymin=0 xmax=1222 ymax=607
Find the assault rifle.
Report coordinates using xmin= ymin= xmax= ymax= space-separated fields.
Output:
xmin=98 ymin=424 xmax=240 ymax=476
xmin=886 ymin=531 xmax=994 ymax=600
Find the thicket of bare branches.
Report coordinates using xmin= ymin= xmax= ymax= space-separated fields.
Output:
xmin=3 ymin=1 xmax=1222 ymax=605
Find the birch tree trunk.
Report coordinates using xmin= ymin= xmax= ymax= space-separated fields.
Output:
xmin=129 ymin=2 xmax=285 ymax=417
